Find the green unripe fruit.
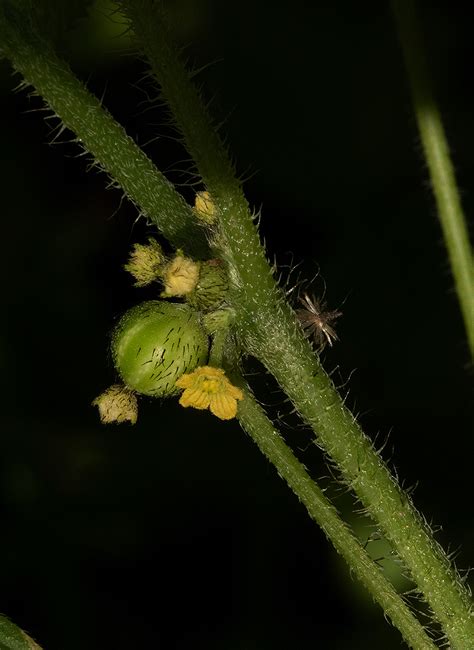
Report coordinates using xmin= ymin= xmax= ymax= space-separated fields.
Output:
xmin=112 ymin=301 xmax=209 ymax=397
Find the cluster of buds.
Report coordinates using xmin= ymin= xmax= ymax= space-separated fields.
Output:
xmin=93 ymin=191 xmax=243 ymax=425
xmin=125 ymin=240 xmax=229 ymax=312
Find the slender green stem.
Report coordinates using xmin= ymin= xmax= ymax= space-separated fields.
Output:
xmin=0 ymin=1 xmax=208 ymax=257
xmin=117 ymin=0 xmax=239 ymax=195
xmin=208 ymin=327 xmax=228 ymax=367
xmin=230 ymin=369 xmax=436 ymax=649
xmin=391 ymin=0 xmax=474 ymax=359
xmin=120 ymin=1 xmax=474 ymax=645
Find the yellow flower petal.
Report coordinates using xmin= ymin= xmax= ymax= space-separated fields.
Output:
xmin=195 ymin=366 xmax=224 ymax=379
xmin=179 ymin=387 xmax=211 ymax=410
xmin=175 ymin=373 xmax=194 ymax=389
xmin=210 ymin=393 xmax=238 ymax=420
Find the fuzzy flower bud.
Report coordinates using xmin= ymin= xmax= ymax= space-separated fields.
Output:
xmin=92 ymin=384 xmax=138 ymax=425
xmin=124 ymin=238 xmax=166 ymax=287
xmin=161 ymin=253 xmax=200 ymax=297
xmin=194 ymin=191 xmax=217 ymax=224
xmin=187 ymin=259 xmax=229 ymax=311
xmin=202 ymin=308 xmax=234 ymax=334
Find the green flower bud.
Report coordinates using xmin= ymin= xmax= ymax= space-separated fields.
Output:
xmin=112 ymin=301 xmax=209 ymax=397
xmin=186 ymin=259 xmax=229 ymax=311
xmin=202 ymin=308 xmax=234 ymax=335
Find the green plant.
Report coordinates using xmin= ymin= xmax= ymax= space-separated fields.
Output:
xmin=0 ymin=1 xmax=472 ymax=648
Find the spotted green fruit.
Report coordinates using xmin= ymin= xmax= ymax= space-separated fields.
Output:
xmin=112 ymin=301 xmax=209 ymax=397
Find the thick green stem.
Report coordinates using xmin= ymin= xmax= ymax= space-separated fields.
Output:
xmin=231 ymin=370 xmax=436 ymax=649
xmin=0 ymin=1 xmax=208 ymax=257
xmin=120 ymin=1 xmax=474 ymax=645
xmin=242 ymin=308 xmax=474 ymax=647
xmin=391 ymin=0 xmax=474 ymax=359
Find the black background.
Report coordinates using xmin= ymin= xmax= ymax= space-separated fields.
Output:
xmin=0 ymin=1 xmax=473 ymax=648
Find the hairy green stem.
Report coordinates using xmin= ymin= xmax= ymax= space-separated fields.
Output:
xmin=208 ymin=327 xmax=228 ymax=367
xmin=231 ymin=369 xmax=436 ymax=649
xmin=120 ymin=1 xmax=474 ymax=645
xmin=2 ymin=0 xmax=472 ymax=643
xmin=0 ymin=1 xmax=208 ymax=257
xmin=391 ymin=0 xmax=474 ymax=359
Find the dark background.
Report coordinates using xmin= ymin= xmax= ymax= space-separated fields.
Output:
xmin=0 ymin=1 xmax=473 ymax=648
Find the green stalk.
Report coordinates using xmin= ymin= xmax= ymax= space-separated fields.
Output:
xmin=231 ymin=370 xmax=436 ymax=650
xmin=0 ymin=1 xmax=208 ymax=257
xmin=391 ymin=0 xmax=474 ymax=359
xmin=119 ymin=1 xmax=474 ymax=645
xmin=208 ymin=327 xmax=228 ymax=367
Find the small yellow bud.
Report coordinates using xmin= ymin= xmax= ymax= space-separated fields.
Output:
xmin=92 ymin=384 xmax=138 ymax=425
xmin=161 ymin=254 xmax=200 ymax=297
xmin=194 ymin=191 xmax=217 ymax=224
xmin=124 ymin=238 xmax=166 ymax=287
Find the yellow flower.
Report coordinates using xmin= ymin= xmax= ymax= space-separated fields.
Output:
xmin=176 ymin=366 xmax=244 ymax=420
xmin=194 ymin=191 xmax=217 ymax=224
xmin=161 ymin=253 xmax=200 ymax=297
